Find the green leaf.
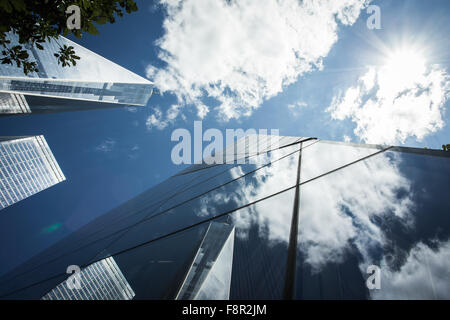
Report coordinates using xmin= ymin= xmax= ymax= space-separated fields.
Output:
xmin=0 ymin=0 xmax=139 ymax=74
xmin=96 ymin=16 xmax=108 ymax=25
xmin=0 ymin=0 xmax=13 ymax=13
xmin=87 ymin=23 xmax=99 ymax=35
xmin=93 ymin=8 xmax=102 ymax=16
xmin=11 ymin=0 xmax=26 ymax=11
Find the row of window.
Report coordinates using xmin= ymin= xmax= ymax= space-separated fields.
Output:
xmin=0 ymin=138 xmax=58 ymax=209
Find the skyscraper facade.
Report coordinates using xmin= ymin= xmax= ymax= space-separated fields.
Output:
xmin=0 ymin=135 xmax=449 ymax=299
xmin=0 ymin=136 xmax=65 ymax=211
xmin=0 ymin=33 xmax=153 ymax=115
xmin=175 ymin=221 xmax=235 ymax=300
xmin=41 ymin=256 xmax=134 ymax=300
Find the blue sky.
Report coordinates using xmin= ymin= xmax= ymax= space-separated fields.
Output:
xmin=0 ymin=0 xmax=449 ymax=275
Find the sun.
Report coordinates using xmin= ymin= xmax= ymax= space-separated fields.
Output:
xmin=384 ymin=49 xmax=426 ymax=75
xmin=379 ymin=48 xmax=427 ymax=91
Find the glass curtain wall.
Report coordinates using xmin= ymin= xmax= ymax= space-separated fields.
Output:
xmin=0 ymin=136 xmax=448 ymax=299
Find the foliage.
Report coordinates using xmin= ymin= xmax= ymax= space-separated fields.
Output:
xmin=0 ymin=0 xmax=138 ymax=74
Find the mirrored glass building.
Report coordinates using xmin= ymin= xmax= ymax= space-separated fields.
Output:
xmin=0 ymin=136 xmax=65 ymax=211
xmin=0 ymin=135 xmax=449 ymax=299
xmin=175 ymin=222 xmax=235 ymax=300
xmin=0 ymin=33 xmax=153 ymax=115
xmin=41 ymin=256 xmax=134 ymax=300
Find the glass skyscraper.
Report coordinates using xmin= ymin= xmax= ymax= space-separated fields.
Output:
xmin=176 ymin=222 xmax=235 ymax=300
xmin=0 ymin=33 xmax=153 ymax=114
xmin=41 ymin=256 xmax=134 ymax=300
xmin=0 ymin=136 xmax=65 ymax=211
xmin=0 ymin=135 xmax=449 ymax=299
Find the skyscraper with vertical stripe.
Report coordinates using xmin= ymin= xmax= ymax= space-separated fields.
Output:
xmin=41 ymin=257 xmax=135 ymax=300
xmin=0 ymin=136 xmax=65 ymax=210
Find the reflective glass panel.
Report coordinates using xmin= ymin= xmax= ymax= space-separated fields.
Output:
xmin=295 ymin=149 xmax=450 ymax=299
xmin=300 ymin=140 xmax=385 ymax=183
xmin=108 ymin=189 xmax=295 ymax=299
xmin=99 ymin=148 xmax=300 ymax=256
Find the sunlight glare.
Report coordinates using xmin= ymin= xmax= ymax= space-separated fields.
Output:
xmin=380 ymin=48 xmax=427 ymax=93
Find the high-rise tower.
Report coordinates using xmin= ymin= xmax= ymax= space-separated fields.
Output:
xmin=0 ymin=33 xmax=153 ymax=115
xmin=0 ymin=136 xmax=65 ymax=210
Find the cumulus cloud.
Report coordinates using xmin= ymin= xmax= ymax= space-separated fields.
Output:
xmin=147 ymin=0 xmax=370 ymax=122
xmin=298 ymin=150 xmax=414 ymax=271
xmin=372 ymin=240 xmax=450 ymax=299
xmin=145 ymin=104 xmax=184 ymax=130
xmin=327 ymin=62 xmax=450 ymax=144
xmin=95 ymin=138 xmax=116 ymax=152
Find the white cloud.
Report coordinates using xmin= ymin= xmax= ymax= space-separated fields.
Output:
xmin=147 ymin=0 xmax=370 ymax=122
xmin=128 ymin=144 xmax=140 ymax=160
xmin=327 ymin=63 xmax=450 ymax=145
xmin=371 ymin=240 xmax=450 ymax=299
xmin=126 ymin=106 xmax=138 ymax=113
xmin=146 ymin=107 xmax=166 ymax=130
xmin=146 ymin=104 xmax=183 ymax=130
xmin=95 ymin=138 xmax=116 ymax=152
xmin=297 ymin=150 xmax=414 ymax=271
xmin=288 ymin=101 xmax=308 ymax=116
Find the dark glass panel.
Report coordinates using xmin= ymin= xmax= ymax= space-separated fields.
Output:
xmin=99 ymin=148 xmax=300 ymax=256
xmin=14 ymin=165 xmax=226 ymax=271
xmin=155 ymin=144 xmax=301 ymax=215
xmin=110 ymin=189 xmax=295 ymax=299
xmin=0 ymin=144 xmax=301 ymax=298
xmin=295 ymin=149 xmax=450 ymax=299
xmin=0 ymin=273 xmax=67 ymax=300
xmin=114 ymin=223 xmax=209 ymax=299
xmin=228 ymin=189 xmax=295 ymax=299
xmin=0 ymin=227 xmax=132 ymax=299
